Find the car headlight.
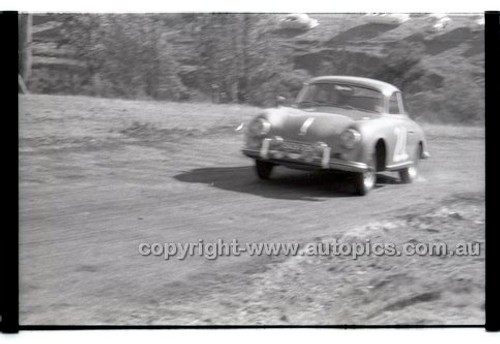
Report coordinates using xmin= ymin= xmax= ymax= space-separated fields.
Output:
xmin=248 ymin=118 xmax=271 ymax=136
xmin=340 ymin=128 xmax=361 ymax=149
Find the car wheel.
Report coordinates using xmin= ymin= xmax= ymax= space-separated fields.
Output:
xmin=399 ymin=145 xmax=421 ymax=184
xmin=353 ymin=168 xmax=376 ymax=196
xmin=255 ymin=160 xmax=274 ymax=180
xmin=353 ymin=154 xmax=376 ymax=196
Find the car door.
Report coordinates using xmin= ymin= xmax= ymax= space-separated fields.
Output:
xmin=387 ymin=91 xmax=418 ymax=166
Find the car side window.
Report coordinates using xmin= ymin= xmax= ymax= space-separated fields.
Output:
xmin=389 ymin=92 xmax=401 ymax=114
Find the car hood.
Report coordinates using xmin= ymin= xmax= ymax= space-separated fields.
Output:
xmin=265 ymin=106 xmax=380 ymax=142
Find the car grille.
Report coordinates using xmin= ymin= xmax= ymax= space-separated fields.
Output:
xmin=280 ymin=141 xmax=316 ymax=154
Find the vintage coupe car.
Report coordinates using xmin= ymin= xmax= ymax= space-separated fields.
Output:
xmin=242 ymin=76 xmax=430 ymax=195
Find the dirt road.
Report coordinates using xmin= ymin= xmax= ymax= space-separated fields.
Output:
xmin=19 ymin=95 xmax=485 ymax=325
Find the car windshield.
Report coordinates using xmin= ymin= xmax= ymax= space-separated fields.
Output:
xmin=295 ymin=82 xmax=384 ymax=113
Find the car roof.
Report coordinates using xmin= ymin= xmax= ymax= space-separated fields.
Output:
xmin=308 ymin=76 xmax=400 ymax=95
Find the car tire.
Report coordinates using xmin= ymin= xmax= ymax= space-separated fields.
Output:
xmin=353 ymin=154 xmax=376 ymax=196
xmin=353 ymin=168 xmax=376 ymax=196
xmin=255 ymin=160 xmax=274 ymax=180
xmin=399 ymin=145 xmax=421 ymax=184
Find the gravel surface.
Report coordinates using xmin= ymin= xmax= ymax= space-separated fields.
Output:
xmin=19 ymin=94 xmax=484 ymax=325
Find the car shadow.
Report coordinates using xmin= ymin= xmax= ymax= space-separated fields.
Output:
xmin=174 ymin=166 xmax=401 ymax=201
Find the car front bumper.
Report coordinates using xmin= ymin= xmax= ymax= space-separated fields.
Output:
xmin=242 ymin=146 xmax=369 ymax=173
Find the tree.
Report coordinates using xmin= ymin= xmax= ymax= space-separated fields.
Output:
xmin=57 ymin=14 xmax=186 ymax=99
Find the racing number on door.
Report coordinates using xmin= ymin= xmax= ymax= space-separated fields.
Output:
xmin=393 ymin=127 xmax=409 ymax=162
